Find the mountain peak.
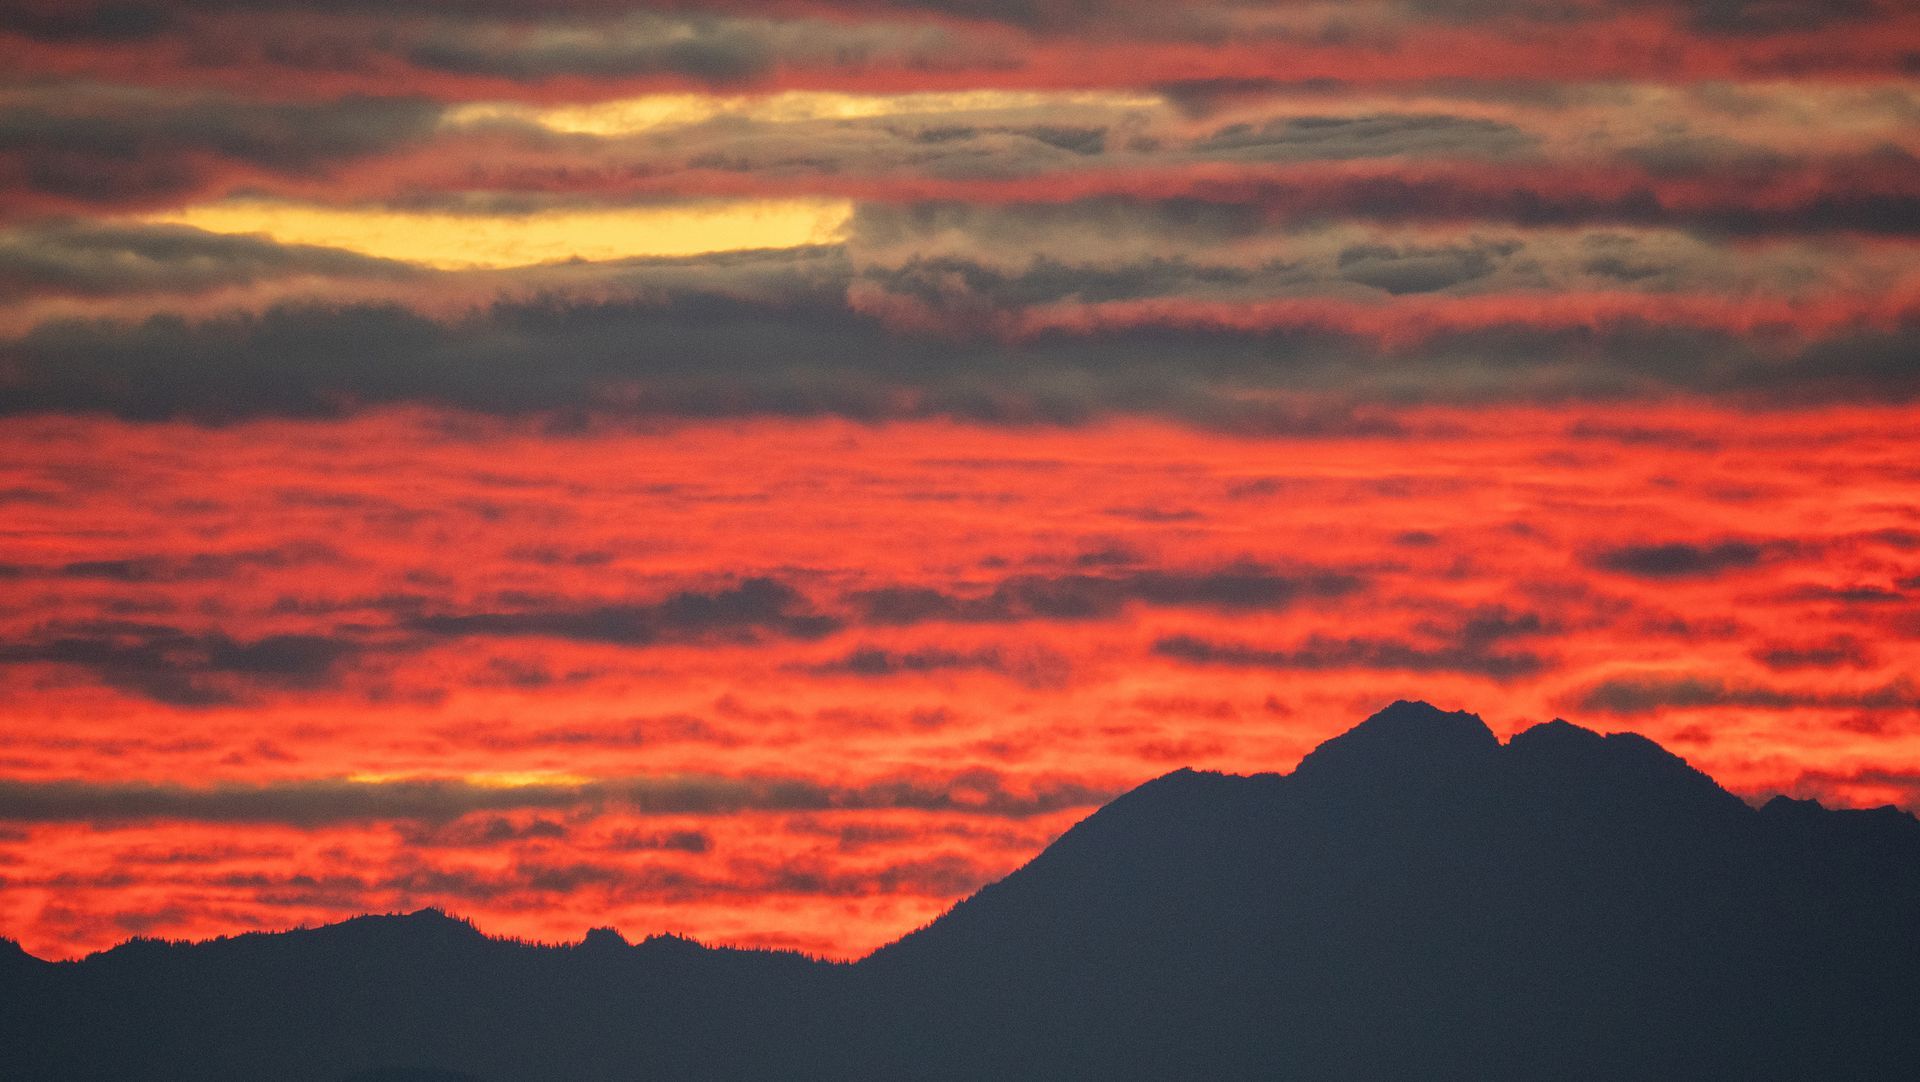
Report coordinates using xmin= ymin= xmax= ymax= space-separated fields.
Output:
xmin=578 ymin=926 xmax=630 ymax=951
xmin=1292 ymin=700 xmax=1498 ymax=785
xmin=313 ymin=908 xmax=486 ymax=947
xmin=1506 ymin=718 xmax=1746 ymax=817
xmin=385 ymin=908 xmax=480 ymax=933
xmin=636 ymin=932 xmax=709 ymax=955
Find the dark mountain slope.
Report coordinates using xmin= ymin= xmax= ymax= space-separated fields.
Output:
xmin=843 ymin=702 xmax=1920 ymax=1080
xmin=3 ymin=909 xmax=833 ymax=1082
xmin=4 ymin=701 xmax=1917 ymax=1081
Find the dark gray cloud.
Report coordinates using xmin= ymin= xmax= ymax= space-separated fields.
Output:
xmin=1335 ymin=239 xmax=1519 ymax=295
xmin=805 ymin=644 xmax=1012 ymax=675
xmin=406 ymin=577 xmax=842 ymax=645
xmin=1569 ymin=674 xmax=1920 ymax=715
xmin=1210 ymin=168 xmax=1920 ymax=236
xmin=4 ymin=266 xmax=1919 ymax=424
xmin=570 ymin=108 xmax=1130 ymax=188
xmin=408 ymin=17 xmax=778 ymax=83
xmin=455 ymin=713 xmax=740 ymax=752
xmin=0 ymin=91 xmax=442 ymax=208
xmin=0 ymin=543 xmax=336 ymax=583
xmin=1154 ymin=77 xmax=1353 ymax=117
xmin=0 ymin=563 xmax=1369 ymax=707
xmin=1563 ymin=419 xmax=1723 ymax=450
xmin=846 ymin=199 xmax=1886 ymax=316
xmin=1619 ymin=133 xmax=1792 ymax=176
xmin=861 ymin=254 xmax=1268 ymax=309
xmin=405 ymin=566 xmax=1357 ymax=654
xmin=1408 ymin=0 xmax=1884 ymax=35
xmin=848 ymin=565 xmax=1363 ymax=624
xmin=0 ymin=623 xmax=357 ymax=706
xmin=0 ymin=0 xmax=1891 ymax=41
xmin=0 ymin=222 xmax=414 ymax=299
xmin=0 ymin=2 xmax=172 ymax=41
xmin=1780 ymin=583 xmax=1905 ymax=605
xmin=0 ymin=768 xmax=1115 ymax=824
xmin=397 ymin=815 xmax=572 ymax=848
xmin=843 ymin=201 xmax=1890 ymax=323
xmin=1751 ymin=635 xmax=1881 ymax=671
xmin=1191 ymin=114 xmax=1537 ymax=162
xmin=1773 ymin=767 xmax=1920 ymax=809
xmin=186 ymin=848 xmax=1004 ymax=907
xmin=1152 ymin=606 xmax=1554 ymax=681
xmin=1589 ymin=539 xmax=1788 ymax=578
xmin=0 ymin=776 xmax=585 ymax=825
xmin=406 ymin=13 xmax=964 ymax=84
xmin=603 ymin=828 xmax=713 ymax=853
xmin=1682 ymin=0 xmax=1880 ymax=34
xmin=800 ymin=643 xmax=1072 ymax=686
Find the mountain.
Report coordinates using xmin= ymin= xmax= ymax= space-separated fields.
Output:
xmin=5 ymin=701 xmax=1918 ymax=1080
xmin=2 ymin=908 xmax=832 ymax=1081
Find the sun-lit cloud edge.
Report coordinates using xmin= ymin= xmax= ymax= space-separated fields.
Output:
xmin=137 ymin=198 xmax=855 ymax=269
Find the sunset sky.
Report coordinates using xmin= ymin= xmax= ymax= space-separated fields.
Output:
xmin=2 ymin=0 xmax=1918 ymax=962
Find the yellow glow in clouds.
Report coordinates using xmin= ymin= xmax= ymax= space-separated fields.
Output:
xmin=445 ymin=89 xmax=1163 ymax=136
xmin=142 ymin=198 xmax=853 ymax=269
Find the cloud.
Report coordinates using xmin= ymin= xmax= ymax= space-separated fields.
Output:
xmin=1568 ymin=674 xmax=1920 ymax=715
xmin=1334 ymin=239 xmax=1519 ymax=295
xmin=0 ymin=543 xmax=336 ymax=583
xmin=1682 ymin=0 xmax=1880 ymax=34
xmin=0 ymin=3 xmax=171 ymax=42
xmin=1191 ymin=114 xmax=1537 ymax=163
xmin=397 ymin=815 xmax=572 ymax=848
xmin=838 ymin=163 xmax=1920 ymax=237
xmin=1153 ymin=606 xmax=1554 ymax=681
xmin=454 ymin=713 xmax=742 ymax=753
xmin=799 ymin=643 xmax=1072 ymax=686
xmin=406 ymin=563 xmax=1363 ymax=660
xmin=405 ymin=577 xmax=841 ymax=645
xmin=1750 ymin=635 xmax=1881 ymax=671
xmin=5 ymin=283 xmax=1917 ymax=424
xmin=848 ymin=565 xmax=1364 ymax=624
xmin=1588 ymin=538 xmax=1797 ymax=578
xmin=1406 ymin=0 xmax=1884 ymax=33
xmin=0 ymin=623 xmax=359 ymax=706
xmin=0 ymin=221 xmax=414 ymax=299
xmin=602 ymin=828 xmax=713 ymax=853
xmin=203 ymin=849 xmax=1007 ymax=907
xmin=0 ymin=89 xmax=442 ymax=212
xmin=1771 ymin=767 xmax=1920 ymax=810
xmin=0 ymin=769 xmax=1116 ymax=824
xmin=407 ymin=13 xmax=968 ymax=85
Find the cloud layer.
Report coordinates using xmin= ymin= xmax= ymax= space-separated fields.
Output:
xmin=1 ymin=409 xmax=1916 ymax=960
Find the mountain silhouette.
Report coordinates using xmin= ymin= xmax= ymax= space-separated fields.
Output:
xmin=5 ymin=701 xmax=1918 ymax=1080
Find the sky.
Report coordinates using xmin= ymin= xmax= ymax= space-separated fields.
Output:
xmin=1 ymin=0 xmax=1918 ymax=961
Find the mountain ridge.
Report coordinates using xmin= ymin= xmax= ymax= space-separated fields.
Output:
xmin=5 ymin=700 xmax=1918 ymax=1081
xmin=15 ymin=700 xmax=1911 ymax=968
